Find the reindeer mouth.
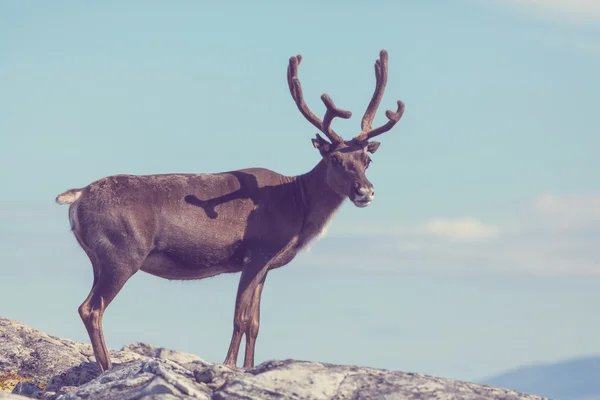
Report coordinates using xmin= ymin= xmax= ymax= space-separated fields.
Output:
xmin=351 ymin=188 xmax=374 ymax=208
xmin=352 ymin=199 xmax=372 ymax=208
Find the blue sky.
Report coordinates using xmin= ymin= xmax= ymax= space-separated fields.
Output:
xmin=1 ymin=0 xmax=599 ymax=382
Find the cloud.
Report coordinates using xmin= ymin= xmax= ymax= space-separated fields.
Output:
xmin=496 ymin=1 xmax=600 ymax=58
xmin=497 ymin=0 xmax=600 ymax=22
xmin=420 ymin=217 xmax=500 ymax=241
xmin=533 ymin=193 xmax=600 ymax=225
xmin=302 ymin=193 xmax=600 ymax=276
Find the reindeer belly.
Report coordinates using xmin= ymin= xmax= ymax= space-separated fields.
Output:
xmin=141 ymin=240 xmax=245 ymax=280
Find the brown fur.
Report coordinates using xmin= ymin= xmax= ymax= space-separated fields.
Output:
xmin=55 ymin=49 xmax=405 ymax=371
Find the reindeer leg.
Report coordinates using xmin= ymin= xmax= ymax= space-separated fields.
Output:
xmin=223 ymin=259 xmax=269 ymax=368
xmin=78 ymin=250 xmax=143 ymax=372
xmin=242 ymin=274 xmax=267 ymax=369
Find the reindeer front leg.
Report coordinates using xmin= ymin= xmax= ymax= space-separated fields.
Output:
xmin=223 ymin=258 xmax=269 ymax=368
xmin=243 ymin=275 xmax=266 ymax=368
xmin=224 ymin=244 xmax=298 ymax=369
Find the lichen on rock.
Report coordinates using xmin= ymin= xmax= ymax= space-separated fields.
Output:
xmin=0 ymin=372 xmax=33 ymax=393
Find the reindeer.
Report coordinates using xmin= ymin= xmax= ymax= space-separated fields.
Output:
xmin=55 ymin=49 xmax=405 ymax=372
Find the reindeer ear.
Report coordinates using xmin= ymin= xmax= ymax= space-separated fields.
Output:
xmin=367 ymin=141 xmax=381 ymax=154
xmin=311 ymin=133 xmax=331 ymax=156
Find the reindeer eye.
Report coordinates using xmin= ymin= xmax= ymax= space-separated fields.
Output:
xmin=330 ymin=155 xmax=342 ymax=165
xmin=366 ymin=157 xmax=372 ymax=167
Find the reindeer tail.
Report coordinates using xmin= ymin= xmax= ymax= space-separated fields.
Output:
xmin=55 ymin=188 xmax=83 ymax=205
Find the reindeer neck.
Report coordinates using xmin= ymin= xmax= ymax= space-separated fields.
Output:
xmin=294 ymin=159 xmax=346 ymax=233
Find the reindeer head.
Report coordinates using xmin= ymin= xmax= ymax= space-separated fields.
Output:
xmin=287 ymin=50 xmax=405 ymax=208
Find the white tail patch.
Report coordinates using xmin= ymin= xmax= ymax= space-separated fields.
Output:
xmin=55 ymin=189 xmax=83 ymax=205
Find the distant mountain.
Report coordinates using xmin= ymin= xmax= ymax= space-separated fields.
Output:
xmin=481 ymin=355 xmax=600 ymax=400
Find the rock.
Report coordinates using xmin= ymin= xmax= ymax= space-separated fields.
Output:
xmin=1 ymin=316 xmax=547 ymax=400
xmin=122 ymin=343 xmax=211 ymax=373
xmin=212 ymin=360 xmax=542 ymax=400
xmin=193 ymin=364 xmax=239 ymax=391
xmin=10 ymin=382 xmax=46 ymax=399
xmin=0 ymin=316 xmax=141 ymax=393
xmin=54 ymin=359 xmax=213 ymax=400
xmin=122 ymin=343 xmax=207 ymax=365
xmin=0 ymin=394 xmax=31 ymax=400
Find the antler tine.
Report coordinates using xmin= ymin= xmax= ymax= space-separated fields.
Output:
xmin=355 ymin=50 xmax=405 ymax=142
xmin=359 ymin=100 xmax=405 ymax=141
xmin=287 ymin=55 xmax=303 ymax=104
xmin=287 ymin=55 xmax=348 ymax=144
xmin=321 ymin=94 xmax=352 ymax=142
xmin=287 ymin=55 xmax=321 ymax=131
xmin=360 ymin=50 xmax=388 ymax=133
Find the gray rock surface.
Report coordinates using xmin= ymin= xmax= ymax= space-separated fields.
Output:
xmin=1 ymin=316 xmax=547 ymax=399
xmin=0 ymin=394 xmax=31 ymax=400
xmin=0 ymin=395 xmax=30 ymax=400
xmin=0 ymin=317 xmax=143 ymax=391
xmin=213 ymin=360 xmax=545 ymax=400
xmin=55 ymin=359 xmax=214 ymax=400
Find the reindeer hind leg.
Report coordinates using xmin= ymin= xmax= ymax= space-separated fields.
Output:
xmin=78 ymin=246 xmax=146 ymax=372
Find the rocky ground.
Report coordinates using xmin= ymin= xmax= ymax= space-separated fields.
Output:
xmin=0 ymin=316 xmax=546 ymax=399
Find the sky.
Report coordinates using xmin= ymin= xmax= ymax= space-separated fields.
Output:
xmin=1 ymin=0 xmax=599 ymax=383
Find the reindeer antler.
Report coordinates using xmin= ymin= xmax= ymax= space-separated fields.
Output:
xmin=354 ymin=50 xmax=405 ymax=142
xmin=287 ymin=55 xmax=351 ymax=144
